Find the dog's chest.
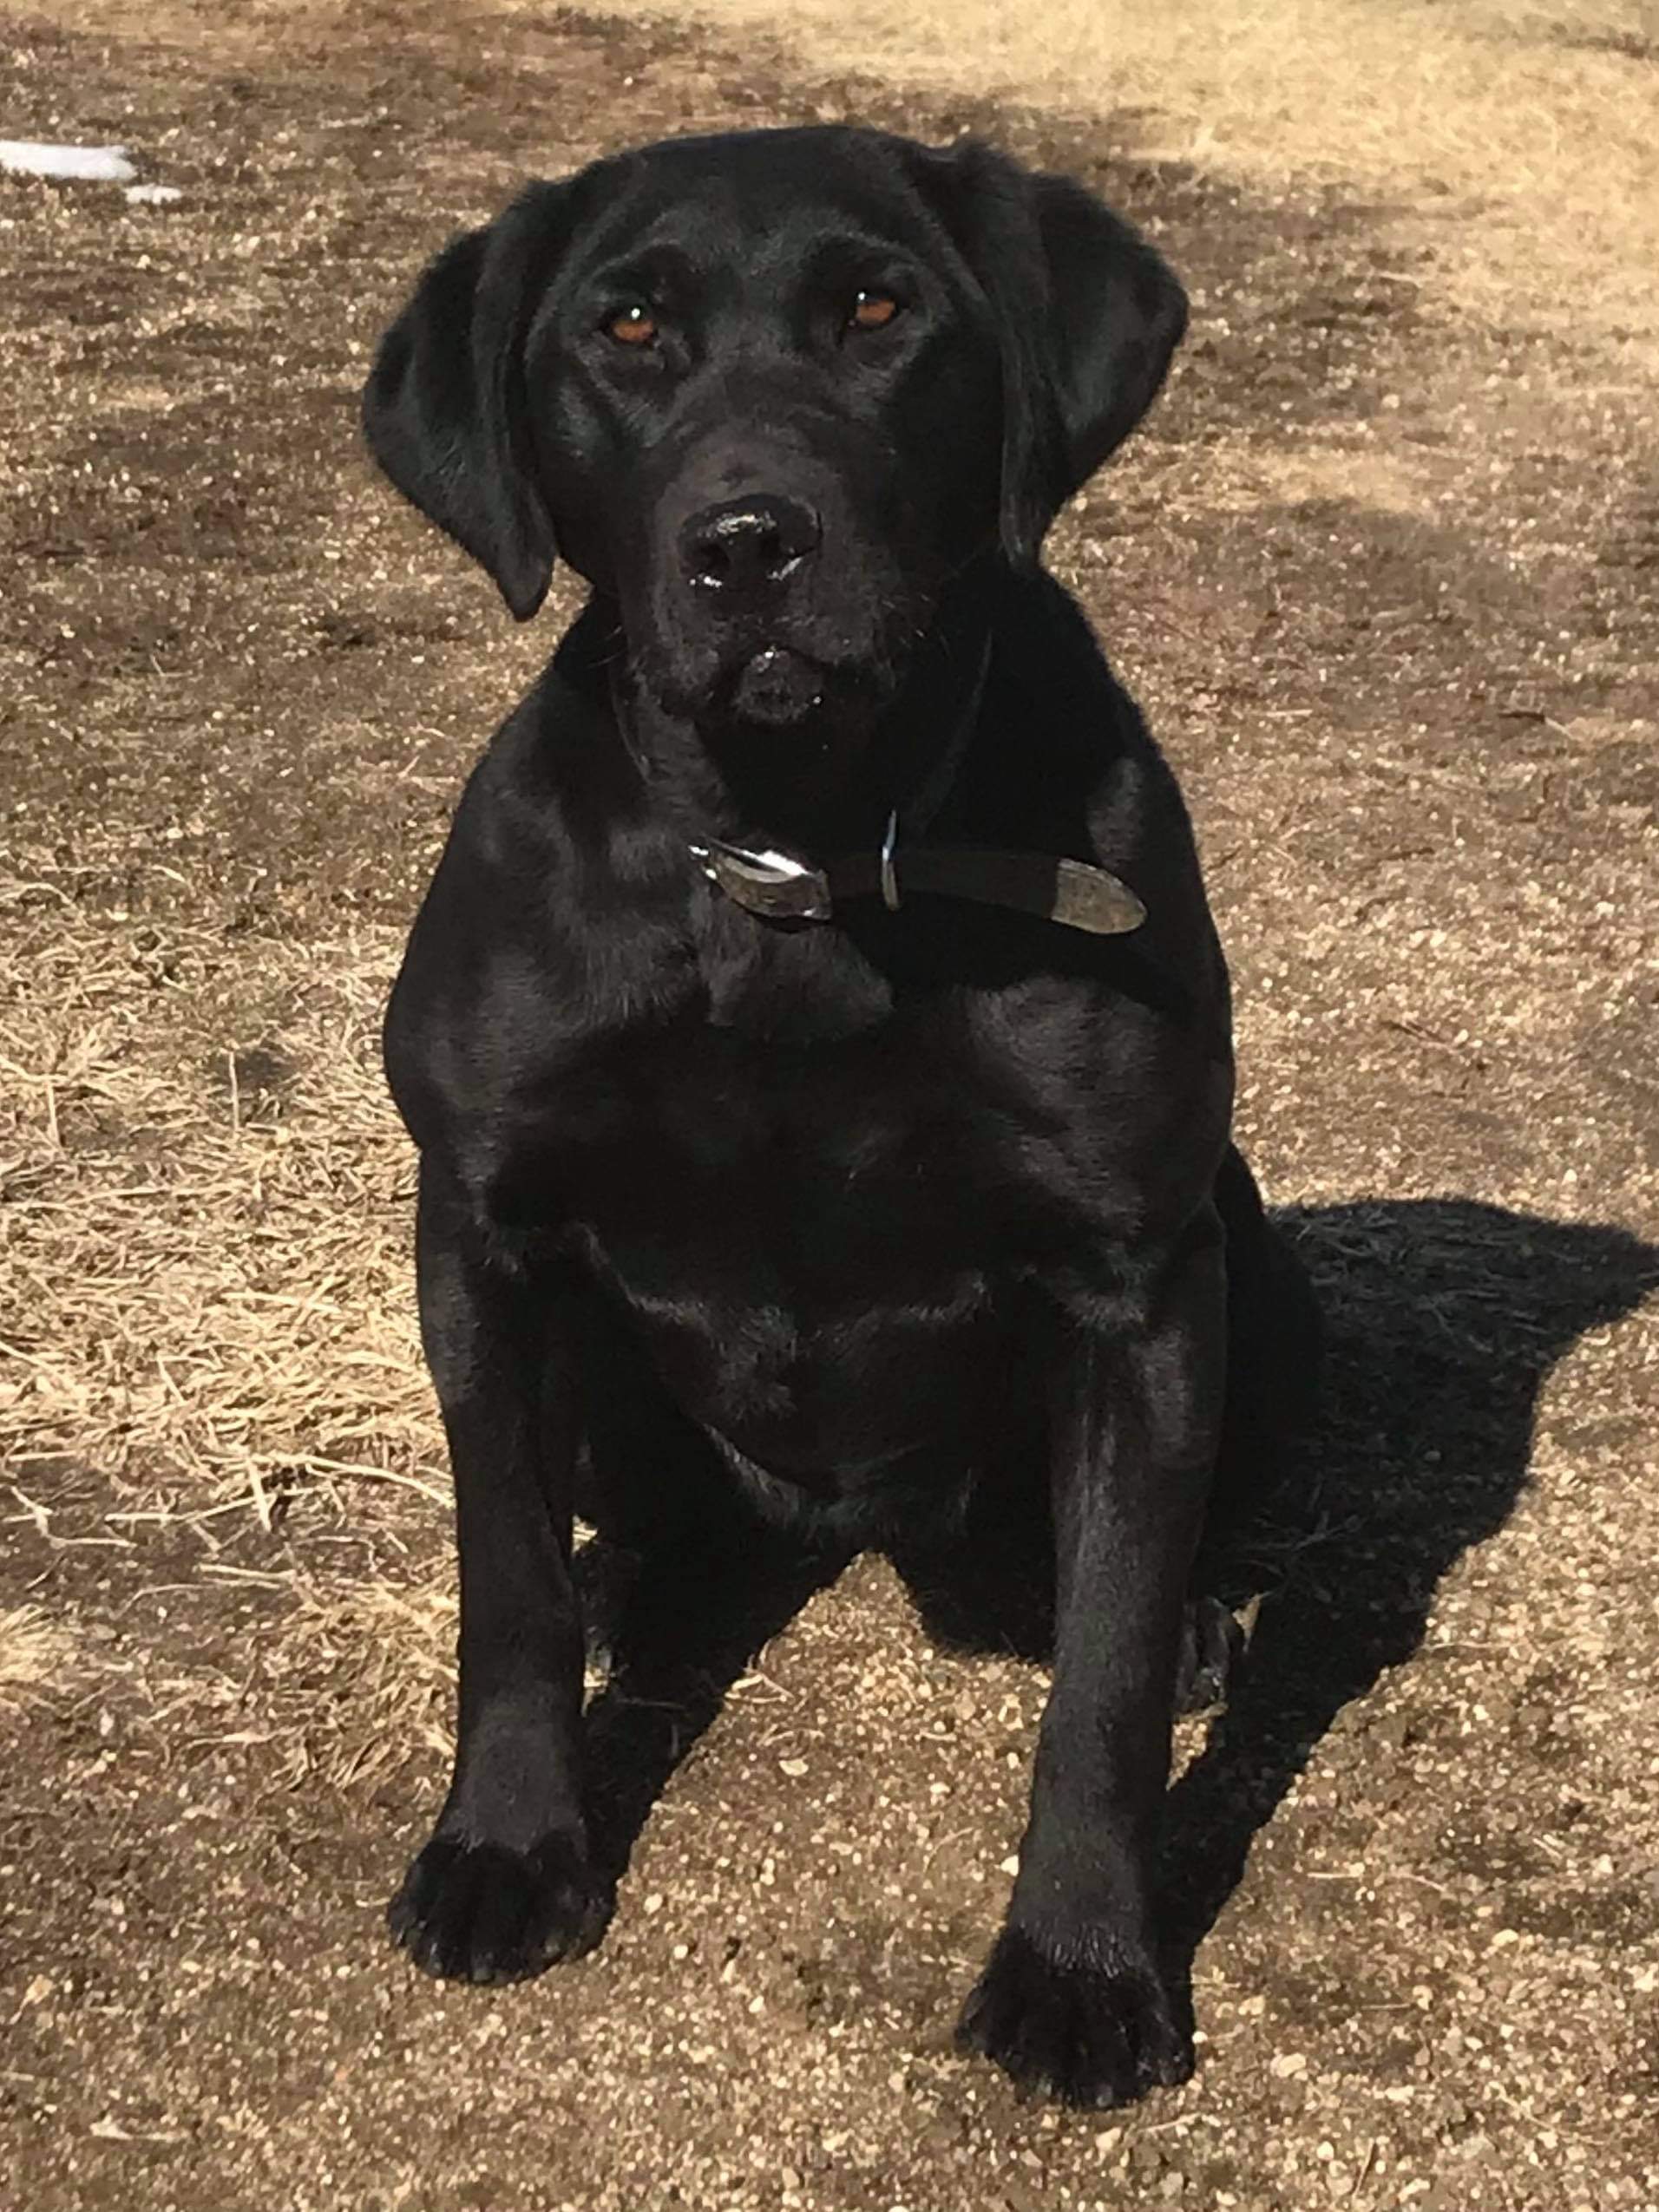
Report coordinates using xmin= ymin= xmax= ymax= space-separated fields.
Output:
xmin=505 ymin=996 xmax=1093 ymax=1466
xmin=554 ymin=1011 xmax=1026 ymax=1290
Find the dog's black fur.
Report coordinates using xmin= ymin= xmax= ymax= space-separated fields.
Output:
xmin=362 ymin=124 xmax=1318 ymax=2108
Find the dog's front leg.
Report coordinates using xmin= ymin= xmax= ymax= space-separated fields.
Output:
xmin=958 ymin=1226 xmax=1223 ymax=2104
xmin=388 ymin=1162 xmax=609 ymax=1983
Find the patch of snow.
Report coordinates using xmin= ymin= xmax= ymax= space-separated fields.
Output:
xmin=0 ymin=140 xmax=138 ymax=184
xmin=125 ymin=183 xmax=183 ymax=206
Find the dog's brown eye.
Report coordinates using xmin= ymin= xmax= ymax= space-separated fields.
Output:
xmin=849 ymin=290 xmax=900 ymax=332
xmin=607 ymin=304 xmax=658 ymax=347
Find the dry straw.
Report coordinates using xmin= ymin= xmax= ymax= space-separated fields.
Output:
xmin=580 ymin=0 xmax=1659 ymax=351
xmin=0 ymin=888 xmax=438 ymax=1519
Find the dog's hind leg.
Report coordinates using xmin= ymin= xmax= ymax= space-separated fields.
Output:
xmin=1173 ymin=1591 xmax=1245 ymax=1714
xmin=1181 ymin=1144 xmax=1321 ymax=1661
xmin=1210 ymin=1143 xmax=1321 ymax=1523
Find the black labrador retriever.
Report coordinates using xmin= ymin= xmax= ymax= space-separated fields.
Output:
xmin=361 ymin=124 xmax=1318 ymax=2109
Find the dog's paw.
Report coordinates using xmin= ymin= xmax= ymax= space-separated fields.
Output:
xmin=1174 ymin=1594 xmax=1243 ymax=1714
xmin=956 ymin=1925 xmax=1192 ymax=2107
xmin=388 ymin=1831 xmax=612 ymax=1984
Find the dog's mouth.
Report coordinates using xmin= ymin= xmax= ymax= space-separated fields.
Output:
xmin=628 ymin=635 xmax=896 ymax=837
xmin=724 ymin=645 xmax=827 ymax=730
xmin=640 ymin=633 xmax=892 ymax=745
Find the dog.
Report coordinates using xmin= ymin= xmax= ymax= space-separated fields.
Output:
xmin=361 ymin=123 xmax=1318 ymax=2109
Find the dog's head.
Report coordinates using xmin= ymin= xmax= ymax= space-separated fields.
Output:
xmin=364 ymin=128 xmax=1184 ymax=802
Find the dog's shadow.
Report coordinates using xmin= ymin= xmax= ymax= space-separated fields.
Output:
xmin=1158 ymin=1196 xmax=1655 ymax=1965
xmin=577 ymin=1199 xmax=1656 ymax=1952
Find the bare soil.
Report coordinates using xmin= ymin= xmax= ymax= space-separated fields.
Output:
xmin=1 ymin=5 xmax=1656 ymax=2209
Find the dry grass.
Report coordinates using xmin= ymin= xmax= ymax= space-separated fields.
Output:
xmin=0 ymin=845 xmax=629 ymax=1781
xmin=0 ymin=878 xmax=439 ymax=1518
xmin=0 ymin=1602 xmax=84 ymax=1716
xmin=576 ymin=0 xmax=1659 ymax=352
xmin=277 ymin=1569 xmax=626 ymax=1790
xmin=0 ymin=876 xmax=466 ymax=1780
xmin=269 ymin=1579 xmax=459 ymax=1790
xmin=32 ymin=0 xmax=1658 ymax=354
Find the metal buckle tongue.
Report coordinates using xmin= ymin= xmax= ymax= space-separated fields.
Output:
xmin=689 ymin=839 xmax=835 ymax=923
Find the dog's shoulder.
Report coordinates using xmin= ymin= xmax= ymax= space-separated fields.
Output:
xmin=382 ymin=610 xmax=695 ymax=1142
xmin=971 ymin=567 xmax=1223 ymax=980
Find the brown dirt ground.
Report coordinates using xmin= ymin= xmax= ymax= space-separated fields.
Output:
xmin=2 ymin=3 xmax=1656 ymax=2209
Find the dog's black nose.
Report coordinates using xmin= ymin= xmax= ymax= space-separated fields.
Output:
xmin=679 ymin=496 xmax=821 ymax=599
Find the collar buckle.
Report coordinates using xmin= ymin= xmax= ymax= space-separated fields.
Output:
xmin=878 ymin=810 xmax=901 ymax=912
xmin=689 ymin=839 xmax=834 ymax=923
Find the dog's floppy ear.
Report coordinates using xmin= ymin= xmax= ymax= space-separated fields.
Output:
xmin=362 ymin=183 xmax=571 ymax=621
xmin=932 ymin=143 xmax=1188 ymax=563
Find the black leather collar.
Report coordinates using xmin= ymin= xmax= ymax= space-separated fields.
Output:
xmin=685 ymin=639 xmax=1144 ymax=938
xmin=689 ymin=828 xmax=1145 ymax=936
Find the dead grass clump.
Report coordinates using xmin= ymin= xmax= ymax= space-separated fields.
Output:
xmin=0 ymin=869 xmax=635 ymax=1791
xmin=0 ymin=1602 xmax=83 ymax=1715
xmin=0 ymin=880 xmax=442 ymax=1519
xmin=282 ymin=1578 xmax=458 ymax=1790
xmin=229 ymin=1567 xmax=614 ymax=1795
